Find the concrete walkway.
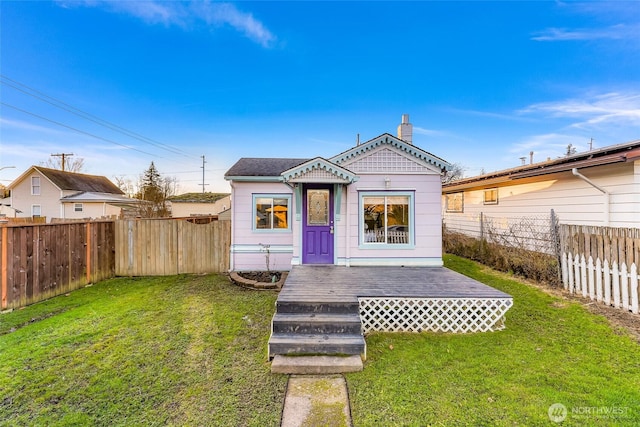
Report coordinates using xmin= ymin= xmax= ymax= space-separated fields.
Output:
xmin=281 ymin=375 xmax=352 ymax=427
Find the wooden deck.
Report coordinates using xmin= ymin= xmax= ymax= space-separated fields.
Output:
xmin=269 ymin=265 xmax=514 ymax=360
xmin=278 ymin=265 xmax=512 ymax=302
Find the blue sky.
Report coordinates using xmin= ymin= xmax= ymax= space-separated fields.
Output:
xmin=1 ymin=1 xmax=639 ymax=193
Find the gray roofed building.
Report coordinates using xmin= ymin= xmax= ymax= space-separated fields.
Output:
xmin=225 ymin=158 xmax=310 ymax=178
xmin=30 ymin=167 xmax=124 ymax=194
xmin=5 ymin=165 xmax=131 ymax=222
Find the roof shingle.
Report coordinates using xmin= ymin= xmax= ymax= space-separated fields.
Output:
xmin=36 ymin=167 xmax=124 ymax=194
xmin=224 ymin=158 xmax=310 ymax=178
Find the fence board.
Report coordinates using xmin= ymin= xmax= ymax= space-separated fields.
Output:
xmin=560 ymin=224 xmax=639 ymax=315
xmin=114 ymin=218 xmax=230 ymax=276
xmin=0 ymin=221 xmax=115 ymax=310
xmin=2 ymin=219 xmax=228 ymax=309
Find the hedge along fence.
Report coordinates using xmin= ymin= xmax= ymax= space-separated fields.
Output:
xmin=443 ymin=212 xmax=561 ymax=286
xmin=0 ymin=221 xmax=115 ymax=310
xmin=560 ymin=225 xmax=639 ymax=314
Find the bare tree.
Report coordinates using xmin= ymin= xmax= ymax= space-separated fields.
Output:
xmin=41 ymin=156 xmax=85 ymax=172
xmin=441 ymin=162 xmax=466 ymax=184
xmin=113 ymin=175 xmax=136 ymax=198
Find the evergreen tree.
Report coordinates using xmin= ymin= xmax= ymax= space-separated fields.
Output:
xmin=135 ymin=162 xmax=175 ymax=217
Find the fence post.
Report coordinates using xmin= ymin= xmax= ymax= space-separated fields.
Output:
xmin=550 ymin=209 xmax=562 ymax=284
xmin=86 ymin=222 xmax=92 ymax=284
xmin=1 ymin=227 xmax=7 ymax=309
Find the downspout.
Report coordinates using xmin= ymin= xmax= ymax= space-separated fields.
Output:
xmin=229 ymin=182 xmax=236 ymax=272
xmin=572 ymin=168 xmax=610 ymax=226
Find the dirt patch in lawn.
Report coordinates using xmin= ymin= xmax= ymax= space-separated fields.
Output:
xmin=505 ymin=272 xmax=640 ymax=344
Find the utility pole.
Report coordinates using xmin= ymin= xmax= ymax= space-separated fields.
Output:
xmin=51 ymin=153 xmax=74 ymax=171
xmin=200 ymin=155 xmax=209 ymax=193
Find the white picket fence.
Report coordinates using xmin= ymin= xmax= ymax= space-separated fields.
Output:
xmin=559 ymin=225 xmax=639 ymax=315
xmin=561 ymin=253 xmax=639 ymax=314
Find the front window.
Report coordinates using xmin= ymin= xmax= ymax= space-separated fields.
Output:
xmin=32 ymin=205 xmax=41 ymax=217
xmin=31 ymin=177 xmax=41 ymax=195
xmin=362 ymin=193 xmax=411 ymax=245
xmin=74 ymin=203 xmax=83 ymax=212
xmin=254 ymin=195 xmax=290 ymax=230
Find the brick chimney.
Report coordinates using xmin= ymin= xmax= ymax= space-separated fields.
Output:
xmin=397 ymin=114 xmax=413 ymax=145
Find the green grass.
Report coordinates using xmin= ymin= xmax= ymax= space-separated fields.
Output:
xmin=347 ymin=254 xmax=640 ymax=426
xmin=0 ymin=275 xmax=286 ymax=427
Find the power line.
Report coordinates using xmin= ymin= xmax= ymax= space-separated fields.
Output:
xmin=51 ymin=153 xmax=74 ymax=171
xmin=0 ymin=74 xmax=197 ymax=159
xmin=1 ymin=102 xmax=159 ymax=157
xmin=200 ymin=155 xmax=209 ymax=193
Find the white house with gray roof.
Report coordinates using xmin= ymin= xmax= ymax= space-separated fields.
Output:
xmin=6 ymin=166 xmax=136 ymax=222
xmin=224 ymin=115 xmax=451 ymax=271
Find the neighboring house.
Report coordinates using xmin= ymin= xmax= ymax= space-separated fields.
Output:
xmin=168 ymin=192 xmax=231 ymax=217
xmin=7 ymin=166 xmax=136 ymax=222
xmin=442 ymin=139 xmax=640 ymax=238
xmin=224 ymin=115 xmax=451 ymax=271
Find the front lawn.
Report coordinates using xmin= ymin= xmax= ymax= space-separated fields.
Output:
xmin=0 ymin=275 xmax=286 ymax=426
xmin=347 ymin=255 xmax=640 ymax=426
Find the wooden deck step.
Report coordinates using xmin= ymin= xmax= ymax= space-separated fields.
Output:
xmin=272 ymin=313 xmax=362 ymax=335
xmin=268 ymin=333 xmax=366 ymax=357
xmin=275 ymin=300 xmax=360 ymax=314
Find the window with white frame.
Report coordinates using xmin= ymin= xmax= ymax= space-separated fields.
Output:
xmin=445 ymin=192 xmax=463 ymax=213
xmin=361 ymin=192 xmax=412 ymax=245
xmin=483 ymin=188 xmax=498 ymax=205
xmin=74 ymin=203 xmax=83 ymax=212
xmin=32 ymin=205 xmax=41 ymax=217
xmin=254 ymin=195 xmax=291 ymax=230
xmin=31 ymin=176 xmax=41 ymax=195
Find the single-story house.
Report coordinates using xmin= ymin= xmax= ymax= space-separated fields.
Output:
xmin=442 ymin=139 xmax=640 ymax=237
xmin=224 ymin=115 xmax=451 ymax=271
xmin=167 ymin=192 xmax=231 ymax=217
xmin=7 ymin=166 xmax=137 ymax=222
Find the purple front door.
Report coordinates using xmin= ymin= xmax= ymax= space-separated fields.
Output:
xmin=302 ymin=185 xmax=334 ymax=264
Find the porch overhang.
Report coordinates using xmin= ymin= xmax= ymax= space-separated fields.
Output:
xmin=281 ymin=157 xmax=359 ymax=184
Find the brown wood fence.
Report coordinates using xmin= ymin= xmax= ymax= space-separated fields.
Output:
xmin=559 ymin=225 xmax=639 ymax=314
xmin=115 ymin=219 xmax=231 ymax=276
xmin=0 ymin=221 xmax=115 ymax=310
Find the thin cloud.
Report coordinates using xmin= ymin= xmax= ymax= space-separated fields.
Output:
xmin=531 ymin=23 xmax=639 ymax=41
xmin=196 ymin=2 xmax=276 ymax=48
xmin=506 ymin=133 xmax=589 ymax=165
xmin=56 ymin=1 xmax=276 ymax=47
xmin=0 ymin=117 xmax=69 ymax=135
xmin=413 ymin=126 xmax=448 ymax=137
xmin=443 ymin=107 xmax=535 ymax=122
xmin=520 ymin=93 xmax=640 ymax=129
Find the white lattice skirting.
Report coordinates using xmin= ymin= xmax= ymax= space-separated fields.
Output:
xmin=358 ymin=297 xmax=514 ymax=333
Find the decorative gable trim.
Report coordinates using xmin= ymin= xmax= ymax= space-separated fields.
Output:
xmin=281 ymin=157 xmax=358 ymax=184
xmin=330 ymin=133 xmax=451 ymax=172
xmin=341 ymin=146 xmax=440 ymax=174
